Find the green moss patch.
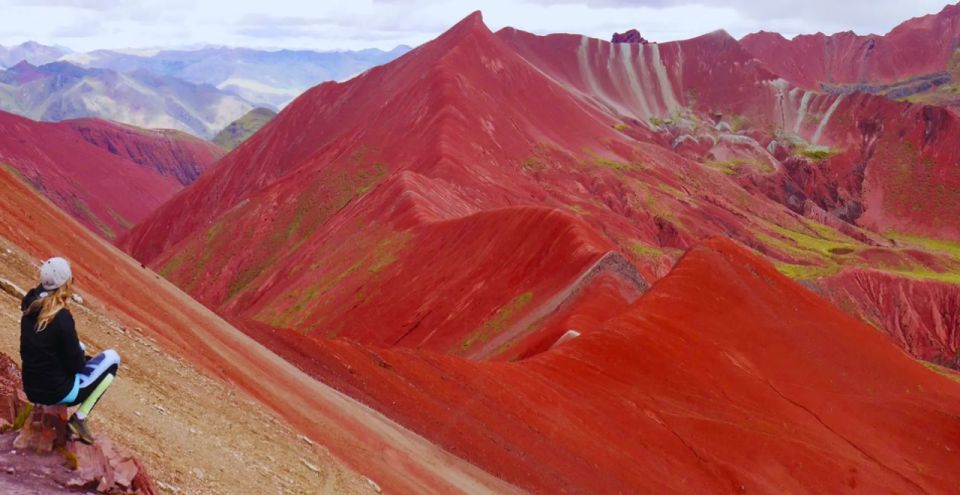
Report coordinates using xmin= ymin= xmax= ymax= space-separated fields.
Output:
xmin=797 ymin=145 xmax=842 ymax=162
xmin=107 ymin=209 xmax=132 ymax=230
xmin=705 ymin=159 xmax=745 ymax=175
xmin=72 ymin=198 xmax=115 ymax=240
xmin=628 ymin=241 xmax=663 ymax=260
xmin=773 ymin=262 xmax=842 ymax=280
xmin=461 ymin=292 xmax=534 ymax=352
xmin=261 ymin=228 xmax=411 ymax=329
xmin=12 ymin=403 xmax=33 ymax=431
xmin=887 ymin=232 xmax=960 ymax=261
xmin=881 ymin=269 xmax=960 ymax=285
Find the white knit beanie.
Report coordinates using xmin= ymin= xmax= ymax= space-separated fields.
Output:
xmin=40 ymin=257 xmax=72 ymax=290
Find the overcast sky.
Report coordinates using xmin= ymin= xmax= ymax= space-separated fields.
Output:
xmin=0 ymin=0 xmax=952 ymax=52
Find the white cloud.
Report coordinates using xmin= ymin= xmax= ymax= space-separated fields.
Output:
xmin=0 ymin=0 xmax=952 ymax=51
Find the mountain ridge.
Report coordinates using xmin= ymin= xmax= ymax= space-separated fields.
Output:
xmin=740 ymin=2 xmax=960 ymax=92
xmin=0 ymin=60 xmax=254 ymax=138
xmin=120 ymin=11 xmax=960 ymax=370
xmin=64 ymin=44 xmax=411 ymax=108
xmin=0 ymin=110 xmax=222 ymax=238
xmin=5 ymin=8 xmax=960 ymax=494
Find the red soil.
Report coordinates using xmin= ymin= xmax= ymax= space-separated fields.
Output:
xmin=0 ymin=111 xmax=221 ymax=238
xmin=65 ymin=118 xmax=225 ymax=185
xmin=239 ymin=237 xmax=960 ymax=494
xmin=0 ymin=166 xmax=520 ymax=494
xmin=120 ymin=13 xmax=817 ymax=349
xmin=232 ymin=206 xmax=627 ymax=356
xmin=822 ymin=269 xmax=960 ymax=368
xmin=851 ymin=103 xmax=960 ymax=240
xmin=741 ymin=3 xmax=960 ymax=89
xmin=120 ymin=11 xmax=960 ymax=385
xmin=498 ymin=27 xmax=783 ymax=125
xmin=491 ymin=269 xmax=642 ymax=361
xmin=6 ymin=13 xmax=960 ymax=492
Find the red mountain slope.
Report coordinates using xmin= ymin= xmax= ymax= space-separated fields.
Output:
xmin=498 ymin=13 xmax=960 ymax=361
xmin=88 ymin=11 xmax=960 ymax=492
xmin=0 ymin=111 xmax=221 ymax=238
xmin=741 ymin=3 xmax=960 ymax=91
xmin=0 ymin=160 xmax=521 ymax=495
xmin=9 ymin=110 xmax=959 ymax=493
xmin=498 ymin=28 xmax=785 ymax=128
xmin=240 ymin=237 xmax=960 ymax=494
xmin=821 ymin=269 xmax=960 ymax=367
xmin=65 ymin=118 xmax=225 ymax=185
xmin=121 ymin=12 xmax=960 ymax=371
xmin=121 ymin=13 xmax=808 ymax=344
xmin=502 ymin=23 xmax=960 ymax=241
xmin=743 ymin=93 xmax=960 ymax=241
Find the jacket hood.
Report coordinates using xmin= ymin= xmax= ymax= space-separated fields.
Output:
xmin=20 ymin=286 xmax=44 ymax=313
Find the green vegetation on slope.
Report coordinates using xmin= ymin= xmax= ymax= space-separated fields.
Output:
xmin=212 ymin=107 xmax=277 ymax=150
xmin=460 ymin=292 xmax=534 ymax=352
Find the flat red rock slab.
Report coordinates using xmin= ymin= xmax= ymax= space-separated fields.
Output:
xmin=0 ymin=433 xmax=95 ymax=494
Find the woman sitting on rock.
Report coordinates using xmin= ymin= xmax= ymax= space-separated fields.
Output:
xmin=19 ymin=257 xmax=120 ymax=444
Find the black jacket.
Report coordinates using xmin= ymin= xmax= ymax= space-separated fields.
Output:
xmin=19 ymin=287 xmax=85 ymax=404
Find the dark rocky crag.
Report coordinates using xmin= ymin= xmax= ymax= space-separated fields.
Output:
xmin=611 ymin=29 xmax=648 ymax=44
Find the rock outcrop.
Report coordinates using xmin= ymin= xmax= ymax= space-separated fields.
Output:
xmin=611 ymin=29 xmax=648 ymax=44
xmin=0 ymin=277 xmax=25 ymax=299
xmin=0 ymin=352 xmax=157 ymax=494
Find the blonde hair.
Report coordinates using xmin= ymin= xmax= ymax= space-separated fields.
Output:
xmin=24 ymin=278 xmax=73 ymax=331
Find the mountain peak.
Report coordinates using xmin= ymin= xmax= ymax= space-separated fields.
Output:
xmin=740 ymin=30 xmax=787 ymax=43
xmin=459 ymin=10 xmax=485 ymax=26
xmin=703 ymin=29 xmax=735 ymax=41
xmin=441 ymin=11 xmax=490 ymax=39
xmin=10 ymin=59 xmax=37 ymax=71
xmin=611 ymin=29 xmax=648 ymax=44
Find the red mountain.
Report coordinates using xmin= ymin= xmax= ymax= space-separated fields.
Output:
xmin=503 ymin=21 xmax=960 ymax=240
xmin=66 ymin=118 xmax=225 ymax=185
xmin=120 ymin=13 xmax=799 ymax=351
xmin=10 ymin=152 xmax=959 ymax=492
xmin=822 ymin=269 xmax=960 ymax=367
xmin=34 ymin=10 xmax=959 ymax=493
xmin=741 ymin=3 xmax=960 ymax=102
xmin=235 ymin=237 xmax=960 ymax=494
xmin=0 ymin=163 xmax=518 ymax=495
xmin=120 ymin=10 xmax=960 ymax=371
xmin=0 ymin=111 xmax=223 ymax=238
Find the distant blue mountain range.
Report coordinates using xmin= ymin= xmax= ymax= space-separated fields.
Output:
xmin=0 ymin=41 xmax=410 ymax=137
xmin=62 ymin=45 xmax=411 ymax=108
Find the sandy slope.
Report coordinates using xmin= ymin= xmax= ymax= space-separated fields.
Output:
xmin=0 ymin=239 xmax=374 ymax=495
